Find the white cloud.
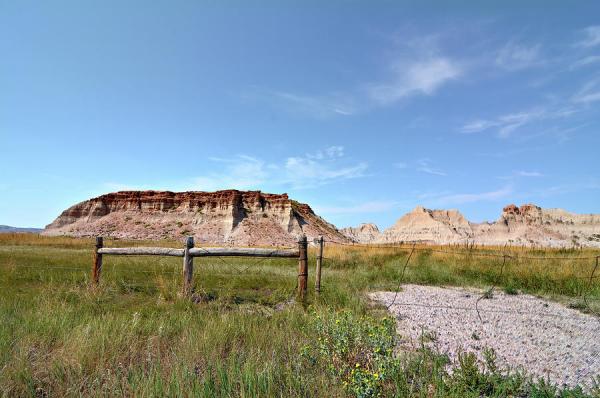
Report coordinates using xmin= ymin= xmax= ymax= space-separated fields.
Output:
xmin=242 ymin=88 xmax=356 ymax=118
xmin=525 ymin=180 xmax=600 ymax=198
xmin=496 ymin=110 xmax=546 ymax=138
xmin=315 ymin=200 xmax=398 ymax=215
xmin=515 ymin=171 xmax=543 ymax=177
xmin=393 ymin=162 xmax=408 ymax=169
xmin=575 ymin=26 xmax=600 ymax=48
xmin=284 ymin=157 xmax=367 ymax=189
xmin=459 ymin=106 xmax=577 ymax=138
xmin=416 ymin=159 xmax=447 ymax=176
xmin=429 ymin=185 xmax=513 ymax=206
xmin=368 ymin=57 xmax=462 ymax=105
xmin=193 ymin=147 xmax=367 ymax=191
xmin=307 ymin=146 xmax=344 ymax=160
xmin=194 ymin=156 xmax=269 ymax=191
xmin=572 ymin=78 xmax=600 ymax=104
xmin=272 ymin=91 xmax=356 ymax=117
xmin=495 ymin=42 xmax=543 ymax=70
xmin=460 ymin=119 xmax=499 ymax=134
xmin=570 ymin=55 xmax=600 ymax=69
xmin=246 ymin=35 xmax=464 ymax=117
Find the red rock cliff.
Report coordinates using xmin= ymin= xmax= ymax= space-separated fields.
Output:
xmin=44 ymin=190 xmax=350 ymax=246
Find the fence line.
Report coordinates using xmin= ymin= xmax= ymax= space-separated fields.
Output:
xmin=92 ymin=235 xmax=324 ymax=300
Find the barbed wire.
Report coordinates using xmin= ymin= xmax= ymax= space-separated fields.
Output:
xmin=329 ymin=241 xmax=599 ymax=260
xmin=333 ymin=240 xmax=600 ymax=321
xmin=3 ymin=240 xmax=599 ymax=318
xmin=583 ymin=256 xmax=600 ymax=317
xmin=386 ymin=244 xmax=416 ymax=310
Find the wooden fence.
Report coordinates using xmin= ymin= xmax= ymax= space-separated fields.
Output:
xmin=92 ymin=235 xmax=325 ymax=299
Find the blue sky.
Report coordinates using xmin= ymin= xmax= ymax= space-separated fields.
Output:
xmin=1 ymin=1 xmax=600 ymax=229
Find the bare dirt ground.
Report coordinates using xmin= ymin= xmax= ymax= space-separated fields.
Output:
xmin=370 ymin=285 xmax=600 ymax=390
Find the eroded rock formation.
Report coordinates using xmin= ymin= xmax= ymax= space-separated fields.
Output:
xmin=377 ymin=206 xmax=472 ymax=244
xmin=340 ymin=204 xmax=600 ymax=247
xmin=339 ymin=223 xmax=380 ymax=243
xmin=43 ymin=190 xmax=351 ymax=246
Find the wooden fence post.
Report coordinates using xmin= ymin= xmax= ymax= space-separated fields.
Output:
xmin=297 ymin=235 xmax=308 ymax=299
xmin=92 ymin=236 xmax=103 ymax=286
xmin=183 ymin=236 xmax=194 ymax=296
xmin=315 ymin=236 xmax=324 ymax=294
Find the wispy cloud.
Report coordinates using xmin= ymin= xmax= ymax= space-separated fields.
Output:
xmin=524 ymin=180 xmax=600 ymax=198
xmin=497 ymin=170 xmax=544 ymax=181
xmin=416 ymin=159 xmax=447 ymax=176
xmin=284 ymin=154 xmax=367 ymax=189
xmin=572 ymin=77 xmax=600 ymax=104
xmin=244 ymin=35 xmax=464 ymax=117
xmin=495 ymin=41 xmax=543 ymax=71
xmin=460 ymin=106 xmax=577 ymax=138
xmin=570 ymin=55 xmax=600 ymax=69
xmin=243 ymin=88 xmax=356 ymax=118
xmin=575 ymin=25 xmax=600 ymax=48
xmin=194 ymin=147 xmax=367 ymax=191
xmin=515 ymin=170 xmax=543 ymax=177
xmin=428 ymin=185 xmax=513 ymax=206
xmin=314 ymin=200 xmax=399 ymax=215
xmin=367 ymin=57 xmax=462 ymax=104
xmin=194 ymin=156 xmax=269 ymax=191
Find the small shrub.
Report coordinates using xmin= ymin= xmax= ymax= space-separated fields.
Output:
xmin=302 ymin=311 xmax=400 ymax=398
xmin=503 ymin=286 xmax=519 ymax=295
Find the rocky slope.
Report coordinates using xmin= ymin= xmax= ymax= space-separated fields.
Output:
xmin=341 ymin=204 xmax=600 ymax=247
xmin=339 ymin=223 xmax=380 ymax=243
xmin=377 ymin=206 xmax=472 ymax=244
xmin=43 ymin=190 xmax=351 ymax=246
xmin=473 ymin=204 xmax=600 ymax=247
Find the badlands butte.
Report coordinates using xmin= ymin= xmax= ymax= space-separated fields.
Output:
xmin=43 ymin=190 xmax=600 ymax=248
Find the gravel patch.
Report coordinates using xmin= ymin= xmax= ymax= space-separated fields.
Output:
xmin=370 ymin=285 xmax=600 ymax=390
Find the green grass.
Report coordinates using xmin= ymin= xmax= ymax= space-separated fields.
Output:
xmin=0 ymin=235 xmax=599 ymax=397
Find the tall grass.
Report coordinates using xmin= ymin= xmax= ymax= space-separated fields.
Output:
xmin=0 ymin=234 xmax=598 ymax=396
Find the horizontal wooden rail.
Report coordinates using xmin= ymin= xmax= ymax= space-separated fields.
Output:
xmin=97 ymin=247 xmax=299 ymax=258
xmin=92 ymin=236 xmax=318 ymax=299
xmin=98 ymin=247 xmax=185 ymax=256
xmin=190 ymin=247 xmax=299 ymax=258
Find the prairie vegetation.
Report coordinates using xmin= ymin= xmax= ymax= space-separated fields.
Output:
xmin=0 ymin=234 xmax=598 ymax=397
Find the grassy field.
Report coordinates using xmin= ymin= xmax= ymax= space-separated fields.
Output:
xmin=1 ymin=234 xmax=599 ymax=397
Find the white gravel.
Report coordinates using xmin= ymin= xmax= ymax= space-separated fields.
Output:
xmin=370 ymin=285 xmax=600 ymax=390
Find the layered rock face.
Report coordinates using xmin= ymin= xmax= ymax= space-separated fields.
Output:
xmin=339 ymin=223 xmax=380 ymax=243
xmin=473 ymin=204 xmax=600 ymax=247
xmin=340 ymin=204 xmax=600 ymax=247
xmin=43 ymin=190 xmax=351 ymax=246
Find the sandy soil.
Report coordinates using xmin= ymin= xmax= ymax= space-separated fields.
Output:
xmin=370 ymin=285 xmax=600 ymax=390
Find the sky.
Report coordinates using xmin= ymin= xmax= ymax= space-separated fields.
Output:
xmin=1 ymin=1 xmax=600 ymax=229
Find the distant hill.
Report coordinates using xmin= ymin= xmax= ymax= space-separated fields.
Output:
xmin=0 ymin=225 xmax=42 ymax=234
